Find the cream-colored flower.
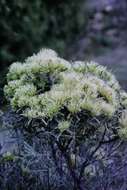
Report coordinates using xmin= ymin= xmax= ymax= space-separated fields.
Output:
xmin=5 ymin=48 xmax=122 ymax=120
xmin=58 ymin=120 xmax=70 ymax=133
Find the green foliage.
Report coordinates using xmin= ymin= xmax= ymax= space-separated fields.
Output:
xmin=58 ymin=120 xmax=70 ymax=133
xmin=4 ymin=48 xmax=127 ymax=139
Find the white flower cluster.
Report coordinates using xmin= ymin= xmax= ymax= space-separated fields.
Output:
xmin=4 ymin=49 xmax=127 ymax=129
xmin=73 ymin=61 xmax=120 ymax=91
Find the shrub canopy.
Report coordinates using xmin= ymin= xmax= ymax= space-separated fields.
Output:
xmin=4 ymin=49 xmax=127 ymax=138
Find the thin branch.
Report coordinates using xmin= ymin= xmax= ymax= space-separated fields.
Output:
xmin=100 ymin=136 xmax=119 ymax=144
xmin=56 ymin=140 xmax=83 ymax=190
xmin=79 ymin=125 xmax=106 ymax=180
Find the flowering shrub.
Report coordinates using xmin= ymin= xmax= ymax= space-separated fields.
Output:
xmin=4 ymin=49 xmax=127 ymax=138
xmin=3 ymin=49 xmax=127 ymax=189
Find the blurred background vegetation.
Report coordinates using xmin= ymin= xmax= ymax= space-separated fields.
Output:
xmin=0 ymin=0 xmax=127 ymax=105
xmin=0 ymin=0 xmax=86 ymax=68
